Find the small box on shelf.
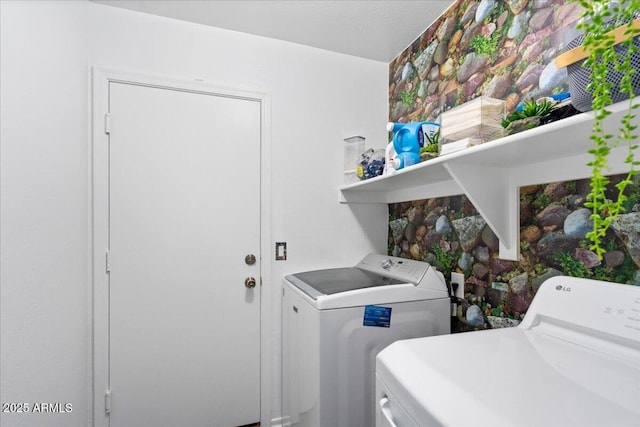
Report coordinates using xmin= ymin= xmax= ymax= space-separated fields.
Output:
xmin=440 ymin=96 xmax=505 ymax=149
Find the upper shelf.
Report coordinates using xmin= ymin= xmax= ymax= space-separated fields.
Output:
xmin=339 ymin=98 xmax=639 ymax=260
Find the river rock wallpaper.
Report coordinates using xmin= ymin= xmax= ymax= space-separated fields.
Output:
xmin=389 ymin=0 xmax=582 ymax=122
xmin=387 ymin=0 xmax=640 ymax=332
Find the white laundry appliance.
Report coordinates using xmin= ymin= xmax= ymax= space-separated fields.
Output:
xmin=376 ymin=276 xmax=640 ymax=427
xmin=282 ymin=254 xmax=450 ymax=427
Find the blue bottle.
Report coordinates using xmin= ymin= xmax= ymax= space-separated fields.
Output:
xmin=386 ymin=122 xmax=440 ymax=169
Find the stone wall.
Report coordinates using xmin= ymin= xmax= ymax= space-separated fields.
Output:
xmin=389 ymin=176 xmax=640 ymax=332
xmin=390 ymin=0 xmax=582 ymax=122
xmin=387 ymin=0 xmax=640 ymax=332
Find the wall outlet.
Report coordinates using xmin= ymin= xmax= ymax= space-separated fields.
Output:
xmin=450 ymin=272 xmax=465 ymax=299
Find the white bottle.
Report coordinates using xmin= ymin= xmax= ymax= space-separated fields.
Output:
xmin=383 ymin=141 xmax=399 ymax=175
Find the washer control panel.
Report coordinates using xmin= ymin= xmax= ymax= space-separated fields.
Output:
xmin=357 ymin=254 xmax=429 ymax=285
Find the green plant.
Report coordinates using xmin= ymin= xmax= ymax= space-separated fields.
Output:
xmin=578 ymin=0 xmax=640 ymax=259
xmin=420 ymin=144 xmax=439 ymax=154
xmin=471 ymin=34 xmax=499 ymax=59
xmin=432 ymin=244 xmax=457 ymax=278
xmin=555 ymin=252 xmax=591 ymax=278
xmin=622 ymin=184 xmax=640 ymax=212
xmin=612 ymin=256 xmax=637 ymax=283
xmin=399 ymin=89 xmax=416 ymax=106
xmin=532 ymin=193 xmax=551 ymax=210
xmin=502 ymin=98 xmax=557 ymax=128
xmin=533 ymin=263 xmax=546 ymax=275
xmin=420 ymin=128 xmax=441 ymax=154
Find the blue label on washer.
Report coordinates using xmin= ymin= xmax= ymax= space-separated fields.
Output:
xmin=363 ymin=305 xmax=392 ymax=328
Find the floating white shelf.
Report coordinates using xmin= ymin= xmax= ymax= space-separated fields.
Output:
xmin=339 ymin=98 xmax=639 ymax=261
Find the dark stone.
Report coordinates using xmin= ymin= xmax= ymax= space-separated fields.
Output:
xmin=520 ymin=197 xmax=533 ymax=225
xmin=457 ymin=52 xmax=489 ymax=83
xmin=473 ymin=262 xmax=490 ymax=280
xmin=611 ymin=212 xmax=640 ymax=268
xmin=461 ymin=2 xmax=479 ymax=24
xmin=522 ymin=41 xmax=546 ymax=65
xmin=433 ymin=41 xmax=449 ymax=65
xmin=485 ymin=287 xmax=506 ymax=307
xmin=536 ymin=204 xmax=571 ymax=228
xmin=544 ymin=181 xmax=572 ymax=201
xmin=423 ymin=231 xmax=444 ymax=249
xmin=423 ymin=211 xmax=438 ymax=228
xmin=553 ymin=3 xmax=584 ymax=28
xmin=483 ymin=72 xmax=513 ymax=100
xmin=507 ymin=292 xmax=534 ymax=315
xmin=536 ymin=232 xmax=580 ymax=264
xmin=407 ymin=207 xmax=424 ymax=225
xmin=405 ymin=224 xmax=417 ymax=244
xmin=604 ymin=250 xmax=625 ymax=268
xmin=533 ymin=0 xmax=554 ymax=8
xmin=529 ymin=7 xmax=554 ymax=30
xmin=436 ymin=15 xmax=458 ymax=42
xmin=574 ymin=248 xmax=601 ymax=268
xmin=464 ymin=73 xmax=487 ymax=99
xmin=490 ymin=256 xmax=516 ymax=275
xmin=515 ymin=64 xmax=545 ymax=91
xmin=521 ymin=225 xmax=542 ymax=244
xmin=507 ymin=0 xmax=527 ymax=14
xmin=567 ymin=194 xmax=587 ymax=210
xmin=531 ymin=268 xmax=563 ymax=293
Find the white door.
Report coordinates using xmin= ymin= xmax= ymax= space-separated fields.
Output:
xmin=107 ymin=82 xmax=261 ymax=427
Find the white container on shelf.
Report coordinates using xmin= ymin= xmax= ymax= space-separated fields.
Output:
xmin=343 ymin=136 xmax=365 ymax=184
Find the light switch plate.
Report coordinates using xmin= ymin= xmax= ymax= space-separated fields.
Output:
xmin=275 ymin=242 xmax=287 ymax=261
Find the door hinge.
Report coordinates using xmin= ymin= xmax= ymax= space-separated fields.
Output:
xmin=105 ymin=250 xmax=111 ymax=274
xmin=104 ymin=113 xmax=111 ymax=135
xmin=105 ymin=389 xmax=111 ymax=415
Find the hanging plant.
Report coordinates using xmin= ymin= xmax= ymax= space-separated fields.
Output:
xmin=570 ymin=0 xmax=640 ymax=259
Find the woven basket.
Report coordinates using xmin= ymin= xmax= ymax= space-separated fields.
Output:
xmin=555 ymin=17 xmax=640 ymax=112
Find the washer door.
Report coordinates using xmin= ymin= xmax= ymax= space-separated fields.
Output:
xmin=285 ymin=267 xmax=404 ymax=299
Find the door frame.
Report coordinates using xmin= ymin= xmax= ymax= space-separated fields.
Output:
xmin=89 ymin=68 xmax=272 ymax=427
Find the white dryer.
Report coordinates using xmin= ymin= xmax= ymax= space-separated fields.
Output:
xmin=376 ymin=276 xmax=640 ymax=427
xmin=282 ymin=254 xmax=450 ymax=427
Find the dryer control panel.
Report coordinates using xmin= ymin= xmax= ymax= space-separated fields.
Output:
xmin=519 ymin=276 xmax=640 ymax=345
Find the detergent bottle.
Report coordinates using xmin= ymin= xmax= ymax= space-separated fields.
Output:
xmin=385 ymin=121 xmax=440 ymax=171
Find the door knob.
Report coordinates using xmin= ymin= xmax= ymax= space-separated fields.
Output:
xmin=244 ymin=277 xmax=257 ymax=289
xmin=245 ymin=254 xmax=256 ymax=265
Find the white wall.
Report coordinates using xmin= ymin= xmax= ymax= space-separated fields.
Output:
xmin=0 ymin=2 xmax=90 ymax=427
xmin=1 ymin=1 xmax=389 ymax=425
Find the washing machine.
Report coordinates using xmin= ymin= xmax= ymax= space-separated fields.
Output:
xmin=281 ymin=253 xmax=450 ymax=427
xmin=376 ymin=276 xmax=640 ymax=427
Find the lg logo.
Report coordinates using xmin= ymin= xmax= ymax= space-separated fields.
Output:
xmin=556 ymin=285 xmax=572 ymax=292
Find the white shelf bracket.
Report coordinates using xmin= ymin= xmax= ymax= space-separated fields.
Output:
xmin=443 ymin=161 xmax=519 ymax=261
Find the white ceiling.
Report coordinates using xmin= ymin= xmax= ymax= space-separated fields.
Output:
xmin=91 ymin=0 xmax=454 ymax=62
